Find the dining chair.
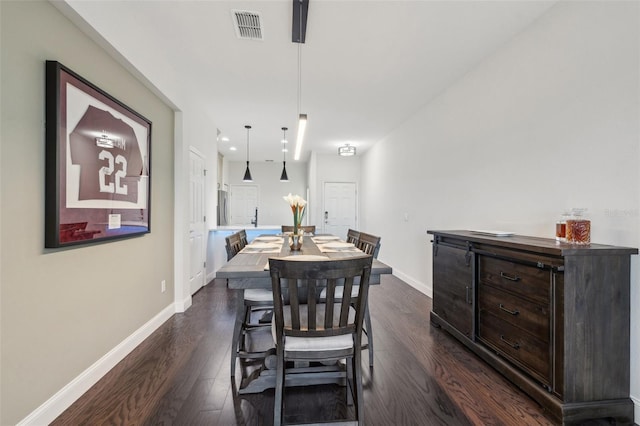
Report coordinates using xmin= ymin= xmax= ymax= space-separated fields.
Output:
xmin=281 ymin=225 xmax=316 ymax=234
xmin=269 ymin=255 xmax=373 ymax=426
xmin=320 ymin=231 xmax=381 ymax=367
xmin=226 ymin=230 xmax=274 ymax=377
xmin=225 ymin=232 xmax=244 ymax=261
xmin=230 ymin=288 xmax=274 ymax=377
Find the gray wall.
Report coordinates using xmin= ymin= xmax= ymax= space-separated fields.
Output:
xmin=0 ymin=1 xmax=175 ymax=424
xmin=360 ymin=1 xmax=640 ymax=420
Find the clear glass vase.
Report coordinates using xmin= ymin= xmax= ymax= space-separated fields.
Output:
xmin=289 ymin=232 xmax=301 ymax=251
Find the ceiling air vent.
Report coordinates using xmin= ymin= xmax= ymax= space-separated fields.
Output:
xmin=232 ymin=10 xmax=264 ymax=41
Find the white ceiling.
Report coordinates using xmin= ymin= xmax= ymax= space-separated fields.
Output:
xmin=62 ymin=0 xmax=557 ymax=163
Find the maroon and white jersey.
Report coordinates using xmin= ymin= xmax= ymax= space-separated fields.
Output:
xmin=69 ymin=105 xmax=143 ymax=203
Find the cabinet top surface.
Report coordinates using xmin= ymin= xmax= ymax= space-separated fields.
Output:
xmin=427 ymin=230 xmax=638 ymax=257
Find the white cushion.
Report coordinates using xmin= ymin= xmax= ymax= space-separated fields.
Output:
xmin=244 ymin=289 xmax=273 ymax=302
xmin=272 ymin=304 xmax=355 ymax=352
xmin=319 ymin=285 xmax=360 ymax=299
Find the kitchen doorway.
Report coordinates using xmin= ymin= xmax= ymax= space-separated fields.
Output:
xmin=230 ymin=184 xmax=259 ymax=226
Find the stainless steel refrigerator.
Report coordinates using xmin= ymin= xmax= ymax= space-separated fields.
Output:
xmin=217 ymin=190 xmax=229 ymax=226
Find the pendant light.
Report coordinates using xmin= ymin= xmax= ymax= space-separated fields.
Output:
xmin=243 ymin=125 xmax=253 ymax=182
xmin=280 ymin=127 xmax=289 ymax=182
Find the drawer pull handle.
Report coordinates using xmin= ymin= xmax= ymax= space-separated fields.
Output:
xmin=500 ymin=335 xmax=520 ymax=350
xmin=499 ymin=304 xmax=519 ymax=316
xmin=500 ymin=272 xmax=521 ymax=282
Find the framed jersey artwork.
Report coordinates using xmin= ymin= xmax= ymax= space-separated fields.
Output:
xmin=45 ymin=61 xmax=151 ymax=248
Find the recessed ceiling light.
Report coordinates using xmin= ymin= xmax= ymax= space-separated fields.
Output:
xmin=230 ymin=146 xmax=237 ymax=151
xmin=282 ymin=148 xmax=288 ymax=152
xmin=221 ymin=137 xmax=230 ymax=142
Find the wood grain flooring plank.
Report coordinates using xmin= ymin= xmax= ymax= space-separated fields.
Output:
xmin=369 ymin=277 xmax=552 ymax=426
xmin=54 ymin=276 xmax=572 ymax=426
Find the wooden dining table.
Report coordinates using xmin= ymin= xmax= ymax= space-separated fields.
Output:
xmin=217 ymin=234 xmax=392 ymax=288
xmin=216 ymin=233 xmax=393 ymax=394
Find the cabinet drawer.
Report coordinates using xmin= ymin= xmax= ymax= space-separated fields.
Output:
xmin=479 ymin=256 xmax=550 ymax=304
xmin=478 ymin=311 xmax=551 ymax=386
xmin=478 ymin=284 xmax=550 ymax=343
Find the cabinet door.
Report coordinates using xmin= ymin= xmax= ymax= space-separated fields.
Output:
xmin=432 ymin=243 xmax=473 ymax=338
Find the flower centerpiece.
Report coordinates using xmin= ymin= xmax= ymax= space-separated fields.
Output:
xmin=283 ymin=193 xmax=307 ymax=235
xmin=283 ymin=193 xmax=306 ymax=250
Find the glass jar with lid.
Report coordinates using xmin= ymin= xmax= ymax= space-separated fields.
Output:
xmin=566 ymin=208 xmax=591 ymax=244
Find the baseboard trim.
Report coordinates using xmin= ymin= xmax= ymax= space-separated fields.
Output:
xmin=391 ymin=267 xmax=431 ymax=297
xmin=17 ymin=303 xmax=176 ymax=426
xmin=631 ymin=394 xmax=640 ymax=424
xmin=174 ymin=294 xmax=192 ymax=313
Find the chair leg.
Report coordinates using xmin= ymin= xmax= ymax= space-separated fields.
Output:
xmin=354 ymin=349 xmax=364 ymax=425
xmin=364 ymin=304 xmax=374 ymax=368
xmin=230 ymin=292 xmax=245 ymax=377
xmin=346 ymin=356 xmax=354 ymax=406
xmin=273 ymin=346 xmax=285 ymax=426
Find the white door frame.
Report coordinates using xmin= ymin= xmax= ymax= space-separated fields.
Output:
xmin=188 ymin=147 xmax=206 ymax=295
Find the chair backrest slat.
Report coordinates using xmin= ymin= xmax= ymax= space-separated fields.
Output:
xmin=288 ymin=278 xmax=301 ymax=330
xmin=340 ymin=276 xmax=355 ymax=326
xmin=324 ymin=278 xmax=336 ymax=330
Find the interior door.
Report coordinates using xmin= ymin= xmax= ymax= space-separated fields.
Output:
xmin=323 ymin=182 xmax=357 ymax=238
xmin=189 ymin=148 xmax=206 ymax=295
xmin=230 ymin=184 xmax=259 ymax=226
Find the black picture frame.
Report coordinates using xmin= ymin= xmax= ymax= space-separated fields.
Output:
xmin=45 ymin=61 xmax=152 ymax=248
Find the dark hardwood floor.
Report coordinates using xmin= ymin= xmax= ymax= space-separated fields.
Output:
xmin=53 ymin=275 xmax=565 ymax=425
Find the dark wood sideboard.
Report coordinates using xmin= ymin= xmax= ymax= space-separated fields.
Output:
xmin=427 ymin=230 xmax=638 ymax=425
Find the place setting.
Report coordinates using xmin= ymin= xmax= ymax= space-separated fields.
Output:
xmin=311 ymin=235 xmax=341 ymax=244
xmin=240 ymin=242 xmax=282 ymax=254
xmin=253 ymin=236 xmax=284 ymax=244
xmin=317 ymin=241 xmax=361 ymax=253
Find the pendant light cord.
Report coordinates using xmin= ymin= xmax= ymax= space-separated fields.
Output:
xmin=297 ymin=41 xmax=302 ymax=115
xmin=245 ymin=125 xmax=251 ymax=163
xmin=297 ymin=0 xmax=303 ymax=115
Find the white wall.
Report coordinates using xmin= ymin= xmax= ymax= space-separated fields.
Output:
xmin=360 ymin=1 xmax=640 ymax=420
xmin=225 ymin=155 xmax=359 ymax=232
xmin=226 ymin=160 xmax=308 ymax=227
xmin=311 ymin=153 xmax=361 ymax=235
